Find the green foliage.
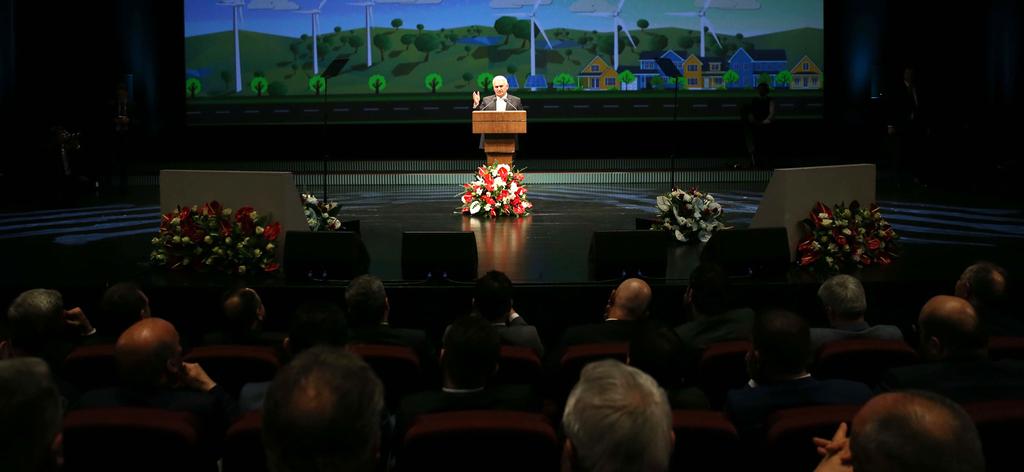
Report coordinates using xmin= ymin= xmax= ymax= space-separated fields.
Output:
xmin=512 ymin=20 xmax=532 ymax=48
xmin=723 ymin=70 xmax=740 ymax=85
xmin=220 ymin=70 xmax=231 ymax=89
xmin=637 ymin=19 xmax=649 ymax=31
xmin=650 ymin=76 xmax=664 ymax=89
xmin=368 ymin=74 xmax=387 ymax=94
xmin=348 ymin=35 xmax=365 ymax=49
xmin=507 ymin=64 xmax=518 ymax=75
xmin=401 ymin=34 xmax=416 ymax=51
xmin=249 ymin=77 xmax=268 ymax=96
xmin=373 ymin=33 xmax=393 ymax=63
xmin=391 ymin=18 xmax=403 ymax=30
xmin=598 ymin=34 xmax=626 ymax=57
xmin=647 ymin=34 xmax=668 ymax=52
xmin=476 ymin=72 xmax=494 ymax=90
xmin=424 ymin=72 xmax=443 ymax=93
xmin=416 ymin=24 xmax=424 ymax=32
xmin=757 ymin=72 xmax=771 ymax=87
xmin=776 ymin=70 xmax=793 ymax=87
xmin=553 ymin=73 xmax=575 ymax=91
xmin=618 ymin=70 xmax=636 ymax=85
xmin=494 ymin=16 xmax=517 ymax=44
xmin=185 ymin=78 xmax=202 ymax=98
xmin=308 ymin=75 xmax=326 ymax=94
xmin=414 ymin=33 xmax=440 ymax=61
xmin=462 ymin=72 xmax=474 ymax=84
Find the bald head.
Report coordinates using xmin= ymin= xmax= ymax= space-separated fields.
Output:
xmin=918 ymin=295 xmax=986 ymax=360
xmin=608 ymin=278 xmax=652 ymax=321
xmin=851 ymin=391 xmax=983 ymax=472
xmin=115 ymin=318 xmax=182 ymax=388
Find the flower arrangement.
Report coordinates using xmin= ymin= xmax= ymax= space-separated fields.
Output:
xmin=150 ymin=201 xmax=281 ymax=274
xmin=796 ymin=201 xmax=900 ymax=272
xmin=458 ymin=163 xmax=532 ymax=218
xmin=653 ymin=187 xmax=726 ymax=242
xmin=301 ymin=193 xmax=342 ymax=231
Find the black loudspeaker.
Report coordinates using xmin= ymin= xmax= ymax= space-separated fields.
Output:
xmin=284 ymin=231 xmax=370 ymax=281
xmin=589 ymin=230 xmax=670 ymax=280
xmin=700 ymin=227 xmax=791 ymax=277
xmin=401 ymin=231 xmax=478 ymax=281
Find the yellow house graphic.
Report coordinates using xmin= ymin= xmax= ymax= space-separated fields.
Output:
xmin=791 ymin=55 xmax=822 ymax=90
xmin=577 ymin=56 xmax=619 ymax=91
xmin=683 ymin=55 xmax=703 ymax=89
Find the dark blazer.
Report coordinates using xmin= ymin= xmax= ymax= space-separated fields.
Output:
xmin=725 ymin=377 xmax=873 ymax=438
xmin=349 ymin=324 xmax=440 ymax=378
xmin=445 ymin=316 xmax=545 ymax=357
xmin=475 ymin=94 xmax=523 ymax=111
xmin=809 ymin=322 xmax=904 ymax=353
xmin=675 ymin=308 xmax=756 ymax=353
xmin=880 ymin=358 xmax=1024 ymax=403
xmin=560 ymin=319 xmax=641 ymax=346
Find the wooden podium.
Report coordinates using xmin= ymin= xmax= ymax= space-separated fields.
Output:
xmin=472 ymin=111 xmax=527 ymax=165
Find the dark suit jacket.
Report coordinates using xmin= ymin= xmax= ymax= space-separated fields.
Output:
xmin=809 ymin=322 xmax=904 ymax=353
xmin=880 ymin=358 xmax=1024 ymax=403
xmin=475 ymin=94 xmax=523 ymax=111
xmin=445 ymin=316 xmax=545 ymax=357
xmin=725 ymin=377 xmax=873 ymax=438
xmin=560 ymin=319 xmax=640 ymax=346
xmin=675 ymin=308 xmax=756 ymax=353
xmin=349 ymin=324 xmax=440 ymax=380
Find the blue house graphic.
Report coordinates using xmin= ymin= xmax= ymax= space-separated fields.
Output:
xmin=727 ymin=48 xmax=788 ymax=89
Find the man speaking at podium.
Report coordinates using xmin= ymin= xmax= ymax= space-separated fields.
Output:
xmin=472 ymin=75 xmax=523 ymax=111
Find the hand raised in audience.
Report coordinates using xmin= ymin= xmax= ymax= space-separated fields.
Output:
xmin=813 ymin=422 xmax=852 ymax=472
xmin=63 ymin=307 xmax=95 ymax=336
xmin=180 ymin=362 xmax=218 ymax=392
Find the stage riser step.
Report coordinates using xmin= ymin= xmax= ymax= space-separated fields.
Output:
xmin=125 ymin=170 xmax=771 ymax=187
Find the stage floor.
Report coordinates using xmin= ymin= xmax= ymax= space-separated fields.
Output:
xmin=3 ymin=180 xmax=1023 ymax=292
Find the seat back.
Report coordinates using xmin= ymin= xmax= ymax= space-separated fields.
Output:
xmin=495 ymin=345 xmax=542 ymax=386
xmin=347 ymin=344 xmax=424 ymax=408
xmin=183 ymin=345 xmax=281 ymax=398
xmin=963 ymin=399 xmax=1024 ymax=472
xmin=63 ymin=407 xmax=213 ymax=472
xmin=400 ymin=410 xmax=559 ymax=472
xmin=696 ymin=340 xmax=752 ymax=409
xmin=671 ymin=410 xmax=742 ymax=471
xmin=814 ymin=339 xmax=918 ymax=386
xmin=988 ymin=336 xmax=1024 ymax=361
xmin=763 ymin=404 xmax=861 ymax=472
xmin=223 ymin=410 xmax=266 ymax=472
xmin=559 ymin=343 xmax=629 ymax=399
xmin=63 ymin=344 xmax=118 ymax=393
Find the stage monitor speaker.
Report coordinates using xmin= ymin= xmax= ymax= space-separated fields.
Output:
xmin=284 ymin=231 xmax=370 ymax=281
xmin=589 ymin=230 xmax=669 ymax=280
xmin=401 ymin=231 xmax=478 ymax=282
xmin=700 ymin=227 xmax=791 ymax=277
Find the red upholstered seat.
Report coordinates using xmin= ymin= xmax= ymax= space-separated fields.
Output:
xmin=763 ymin=404 xmax=861 ymax=472
xmin=814 ymin=338 xmax=918 ymax=386
xmin=184 ymin=344 xmax=282 ymax=398
xmin=670 ymin=410 xmax=742 ymax=471
xmin=696 ymin=340 xmax=752 ymax=409
xmin=495 ymin=345 xmax=542 ymax=386
xmin=347 ymin=343 xmax=424 ymax=407
xmin=223 ymin=410 xmax=266 ymax=472
xmin=63 ymin=343 xmax=118 ymax=393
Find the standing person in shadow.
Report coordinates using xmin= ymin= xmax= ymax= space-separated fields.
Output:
xmin=743 ymin=82 xmax=776 ymax=169
xmin=886 ymin=65 xmax=928 ymax=187
xmin=104 ymin=82 xmax=135 ymax=193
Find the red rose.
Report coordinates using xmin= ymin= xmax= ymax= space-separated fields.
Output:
xmin=860 ymin=254 xmax=872 ymax=266
xmin=498 ymin=166 xmax=509 ymax=180
xmin=866 ymin=237 xmax=881 ymax=251
xmin=263 ymin=222 xmax=281 ymax=241
xmin=835 ymin=234 xmax=847 ymax=246
xmin=799 ymin=253 xmax=820 ymax=266
xmin=489 ymin=209 xmax=496 ymax=217
xmin=263 ymin=262 xmax=280 ymax=273
xmin=513 ymin=205 xmax=525 ymax=215
xmin=462 ymin=194 xmax=473 ymax=204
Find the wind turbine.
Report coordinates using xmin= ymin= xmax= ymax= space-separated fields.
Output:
xmin=505 ymin=0 xmax=553 ymax=90
xmin=587 ymin=0 xmax=637 ymax=71
xmin=348 ymin=0 xmax=375 ymax=67
xmin=667 ymin=0 xmax=722 ymax=58
xmin=296 ymin=0 xmax=328 ymax=74
xmin=217 ymin=0 xmax=246 ymax=93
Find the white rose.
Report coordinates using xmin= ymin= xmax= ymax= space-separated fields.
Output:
xmin=510 ymin=182 xmax=518 ymax=193
xmin=469 ymin=201 xmax=482 ymax=215
xmin=484 ymin=204 xmax=492 ymax=212
xmin=266 ymin=243 xmax=275 ymax=251
xmin=493 ymin=177 xmax=505 ymax=188
xmin=256 ymin=226 xmax=264 ymax=235
xmin=238 ymin=265 xmax=247 ymax=274
xmin=656 ymin=195 xmax=672 ymax=213
xmin=254 ymin=249 xmax=262 ymax=257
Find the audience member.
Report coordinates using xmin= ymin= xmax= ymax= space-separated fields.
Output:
xmin=810 ymin=275 xmax=903 ymax=352
xmin=0 ymin=357 xmax=64 ymax=472
xmin=562 ymin=359 xmax=674 ymax=472
xmin=466 ymin=270 xmax=544 ymax=356
xmin=628 ymin=323 xmax=710 ymax=409
xmin=346 ymin=275 xmax=437 ymax=371
xmin=955 ymin=262 xmax=1021 ymax=335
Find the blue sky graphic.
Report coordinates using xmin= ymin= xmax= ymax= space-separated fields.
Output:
xmin=185 ymin=0 xmax=823 ymax=39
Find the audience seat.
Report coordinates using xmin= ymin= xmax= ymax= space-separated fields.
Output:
xmin=63 ymin=407 xmax=215 ymax=472
xmin=988 ymin=336 xmax=1024 ymax=361
xmin=963 ymin=399 xmax=1024 ymax=472
xmin=223 ymin=410 xmax=266 ymax=472
xmin=495 ymin=345 xmax=543 ymax=386
xmin=63 ymin=343 xmax=118 ymax=393
xmin=696 ymin=340 xmax=752 ymax=409
xmin=813 ymin=339 xmax=918 ymax=386
xmin=347 ymin=344 xmax=424 ymax=408
xmin=763 ymin=404 xmax=861 ymax=472
xmin=183 ymin=344 xmax=281 ymax=398
xmin=559 ymin=342 xmax=629 ymax=399
xmin=671 ymin=410 xmax=742 ymax=471
xmin=400 ymin=410 xmax=560 ymax=472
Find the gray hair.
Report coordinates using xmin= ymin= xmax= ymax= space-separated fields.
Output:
xmin=492 ymin=75 xmax=508 ymax=86
xmin=5 ymin=289 xmax=64 ymax=356
xmin=818 ymin=274 xmax=867 ymax=320
xmin=563 ymin=360 xmax=673 ymax=472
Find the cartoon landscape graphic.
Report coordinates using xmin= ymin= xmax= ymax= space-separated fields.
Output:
xmin=185 ymin=0 xmax=824 ymax=123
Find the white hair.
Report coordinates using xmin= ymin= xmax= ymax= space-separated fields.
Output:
xmin=817 ymin=274 xmax=867 ymax=320
xmin=563 ymin=360 xmax=673 ymax=472
xmin=492 ymin=75 xmax=508 ymax=86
